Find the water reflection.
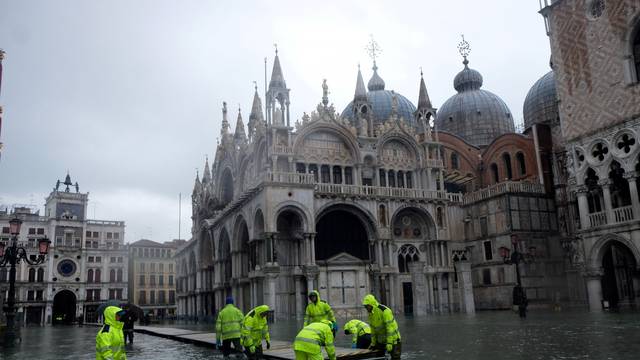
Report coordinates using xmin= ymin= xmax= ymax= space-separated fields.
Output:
xmin=3 ymin=310 xmax=640 ymax=360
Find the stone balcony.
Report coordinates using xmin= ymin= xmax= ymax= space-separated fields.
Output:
xmin=314 ymin=183 xmax=449 ymax=201
xmin=462 ymin=181 xmax=546 ymax=205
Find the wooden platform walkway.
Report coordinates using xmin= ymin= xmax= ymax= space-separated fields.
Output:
xmin=134 ymin=326 xmax=385 ymax=360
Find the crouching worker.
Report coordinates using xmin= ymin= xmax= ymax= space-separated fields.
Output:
xmin=293 ymin=319 xmax=336 ymax=360
xmin=216 ymin=296 xmax=244 ymax=359
xmin=344 ymin=319 xmax=372 ymax=349
xmin=96 ymin=306 xmax=127 ymax=360
xmin=362 ymin=294 xmax=401 ymax=360
xmin=241 ymin=305 xmax=272 ymax=360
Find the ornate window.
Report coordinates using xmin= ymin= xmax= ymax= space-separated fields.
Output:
xmin=321 ymin=165 xmax=331 ymax=183
xmin=388 ymin=170 xmax=396 ymax=188
xmin=451 ymin=152 xmax=459 ymax=170
xmin=503 ymin=153 xmax=513 ymax=180
xmin=28 ymin=268 xmax=36 ymax=282
xmin=37 ymin=268 xmax=44 ymax=282
xmin=592 ymin=142 xmax=609 ymax=162
xmin=516 ymin=152 xmax=526 ymax=176
xmin=332 ymin=166 xmax=342 ymax=184
xmin=490 ymin=163 xmax=499 ymax=184
xmin=398 ymin=244 xmax=420 ymax=273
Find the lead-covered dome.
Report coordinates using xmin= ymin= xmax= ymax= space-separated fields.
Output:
xmin=435 ymin=60 xmax=515 ymax=147
xmin=523 ymin=70 xmax=558 ymax=130
xmin=342 ymin=63 xmax=417 ymax=129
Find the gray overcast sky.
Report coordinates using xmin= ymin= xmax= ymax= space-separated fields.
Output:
xmin=0 ymin=0 xmax=551 ymax=243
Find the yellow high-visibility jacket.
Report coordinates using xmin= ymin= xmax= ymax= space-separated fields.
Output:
xmin=303 ymin=290 xmax=336 ymax=326
xmin=344 ymin=319 xmax=372 ymax=345
xmin=241 ymin=305 xmax=271 ymax=350
xmin=362 ymin=294 xmax=401 ymax=346
xmin=216 ymin=304 xmax=244 ymax=340
xmin=293 ymin=320 xmax=336 ymax=360
xmin=96 ymin=306 xmax=126 ymax=360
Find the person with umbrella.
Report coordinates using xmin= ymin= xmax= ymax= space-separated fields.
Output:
xmin=96 ymin=306 xmax=127 ymax=360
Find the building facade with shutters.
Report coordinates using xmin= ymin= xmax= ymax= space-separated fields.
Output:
xmin=0 ymin=174 xmax=128 ymax=325
xmin=128 ymin=239 xmax=181 ymax=319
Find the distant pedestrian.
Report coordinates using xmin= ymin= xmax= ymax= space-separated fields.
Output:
xmin=513 ymin=285 xmax=528 ymax=319
xmin=96 ymin=306 xmax=127 ymax=360
xmin=293 ymin=319 xmax=336 ymax=360
xmin=241 ymin=305 xmax=272 ymax=359
xmin=216 ymin=296 xmax=244 ymax=360
xmin=123 ymin=313 xmax=135 ymax=344
xmin=343 ymin=319 xmax=372 ymax=349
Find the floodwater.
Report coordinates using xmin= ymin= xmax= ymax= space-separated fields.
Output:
xmin=2 ymin=310 xmax=640 ymax=359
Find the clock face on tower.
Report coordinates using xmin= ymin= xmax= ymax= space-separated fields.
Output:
xmin=57 ymin=259 xmax=77 ymax=277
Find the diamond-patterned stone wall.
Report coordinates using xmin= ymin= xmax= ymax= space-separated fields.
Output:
xmin=547 ymin=0 xmax=640 ymax=142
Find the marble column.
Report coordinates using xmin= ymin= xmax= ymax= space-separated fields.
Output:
xmin=585 ymin=270 xmax=604 ymax=312
xmin=576 ymin=186 xmax=590 ymax=229
xmin=426 ymin=275 xmax=434 ymax=313
xmin=436 ymin=274 xmax=444 ymax=313
xmin=457 ymin=261 xmax=475 ymax=313
xmin=600 ymin=179 xmax=614 ymax=224
xmin=626 ymin=173 xmax=640 ymax=219
xmin=295 ymin=276 xmax=304 ymax=319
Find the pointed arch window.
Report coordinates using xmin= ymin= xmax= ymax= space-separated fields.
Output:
xmin=87 ymin=269 xmax=94 ymax=283
xmin=37 ymin=268 xmax=44 ymax=282
xmin=117 ymin=269 xmax=123 ymax=282
xmin=110 ymin=269 xmax=116 ymax=282
xmin=398 ymin=245 xmax=420 ymax=273
xmin=28 ymin=268 xmax=36 ymax=282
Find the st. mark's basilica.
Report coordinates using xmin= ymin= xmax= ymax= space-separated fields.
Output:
xmin=176 ymin=0 xmax=640 ymax=320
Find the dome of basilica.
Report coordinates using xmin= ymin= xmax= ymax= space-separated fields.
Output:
xmin=523 ymin=70 xmax=558 ymax=131
xmin=435 ymin=59 xmax=515 ymax=147
xmin=341 ymin=64 xmax=418 ymax=129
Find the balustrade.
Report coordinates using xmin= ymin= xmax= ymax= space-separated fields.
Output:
xmin=588 ymin=211 xmax=607 ymax=227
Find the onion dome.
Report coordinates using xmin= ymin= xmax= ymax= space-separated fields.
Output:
xmin=435 ymin=58 xmax=515 ymax=147
xmin=342 ymin=62 xmax=417 ymax=129
xmin=523 ymin=71 xmax=558 ymax=130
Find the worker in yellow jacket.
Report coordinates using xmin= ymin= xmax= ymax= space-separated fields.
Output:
xmin=362 ymin=294 xmax=401 ymax=360
xmin=216 ymin=296 xmax=244 ymax=359
xmin=303 ymin=290 xmax=337 ymax=332
xmin=96 ymin=306 xmax=127 ymax=360
xmin=343 ymin=319 xmax=372 ymax=349
xmin=241 ymin=305 xmax=272 ymax=360
xmin=293 ymin=319 xmax=336 ymax=360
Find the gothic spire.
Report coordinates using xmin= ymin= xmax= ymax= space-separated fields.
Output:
xmin=234 ymin=106 xmax=247 ymax=141
xmin=202 ymin=157 xmax=211 ymax=184
xmin=269 ymin=45 xmax=286 ymax=90
xmin=417 ymin=69 xmax=432 ymax=110
xmin=354 ymin=64 xmax=367 ymax=101
xmin=249 ymin=83 xmax=264 ymax=122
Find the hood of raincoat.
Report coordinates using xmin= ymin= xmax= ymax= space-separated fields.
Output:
xmin=308 ymin=290 xmax=321 ymax=304
xmin=362 ymin=294 xmax=379 ymax=307
xmin=320 ymin=319 xmax=333 ymax=326
xmin=254 ymin=305 xmax=270 ymax=317
xmin=104 ymin=306 xmax=124 ymax=330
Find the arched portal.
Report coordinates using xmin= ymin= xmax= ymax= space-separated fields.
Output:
xmin=276 ymin=209 xmax=304 ymax=266
xmin=234 ymin=217 xmax=250 ymax=277
xmin=601 ymin=241 xmax=639 ymax=309
xmin=315 ymin=205 xmax=372 ymax=261
xmin=53 ymin=290 xmax=76 ymax=325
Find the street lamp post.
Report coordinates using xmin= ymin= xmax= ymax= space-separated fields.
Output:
xmin=0 ymin=217 xmax=51 ymax=345
xmin=499 ymin=234 xmax=536 ymax=286
xmin=499 ymin=234 xmax=536 ymax=318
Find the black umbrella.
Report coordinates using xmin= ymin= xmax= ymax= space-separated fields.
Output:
xmin=96 ymin=299 xmax=121 ymax=318
xmin=120 ymin=303 xmax=144 ymax=321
